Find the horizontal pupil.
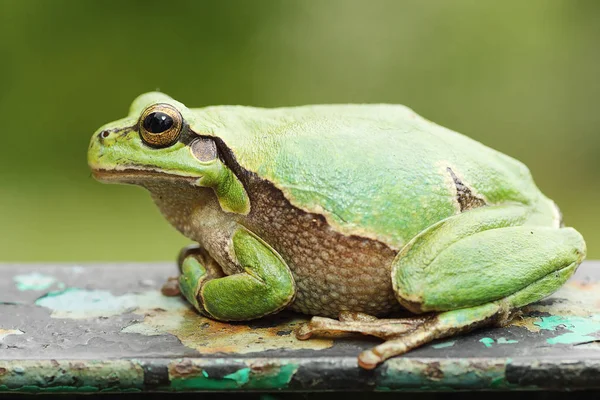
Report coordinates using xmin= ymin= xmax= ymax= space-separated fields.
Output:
xmin=143 ymin=112 xmax=174 ymax=133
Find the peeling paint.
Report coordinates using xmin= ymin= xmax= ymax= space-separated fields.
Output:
xmin=1 ymin=262 xmax=599 ymax=393
xmin=378 ymin=358 xmax=512 ymax=390
xmin=510 ymin=280 xmax=600 ymax=341
xmin=509 ymin=316 xmax=541 ymax=332
xmin=124 ymin=308 xmax=333 ymax=354
xmin=35 ymin=287 xmax=332 ymax=354
xmin=0 ymin=360 xmax=144 ymax=393
xmin=35 ymin=288 xmax=182 ymax=319
xmin=0 ymin=329 xmax=23 ymax=341
xmin=13 ymin=273 xmax=57 ymax=291
xmin=241 ymin=362 xmax=299 ymax=389
xmin=431 ymin=340 xmax=455 ymax=349
xmin=168 ymin=359 xmax=298 ymax=390
xmin=534 ymin=315 xmax=600 ymax=345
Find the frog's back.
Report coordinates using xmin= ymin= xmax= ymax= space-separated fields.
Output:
xmin=191 ymin=104 xmax=551 ymax=250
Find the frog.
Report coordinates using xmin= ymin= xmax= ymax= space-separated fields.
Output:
xmin=88 ymin=92 xmax=586 ymax=369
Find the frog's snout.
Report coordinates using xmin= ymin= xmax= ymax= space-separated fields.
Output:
xmin=92 ymin=126 xmax=133 ymax=148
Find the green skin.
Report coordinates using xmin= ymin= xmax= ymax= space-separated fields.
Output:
xmin=88 ymin=92 xmax=586 ymax=369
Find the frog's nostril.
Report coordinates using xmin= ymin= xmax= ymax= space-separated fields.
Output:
xmin=99 ymin=130 xmax=110 ymax=139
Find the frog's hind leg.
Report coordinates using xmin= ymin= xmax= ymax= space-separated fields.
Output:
xmin=357 ymin=303 xmax=510 ymax=369
xmin=358 ymin=204 xmax=585 ymax=369
xmin=300 ymin=204 xmax=585 ymax=370
xmin=297 ymin=311 xmax=430 ymax=340
xmin=297 ymin=306 xmax=510 ymax=369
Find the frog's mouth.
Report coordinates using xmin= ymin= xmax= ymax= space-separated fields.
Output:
xmin=92 ymin=168 xmax=199 ymax=185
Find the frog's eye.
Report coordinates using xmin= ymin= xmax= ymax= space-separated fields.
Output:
xmin=139 ymin=103 xmax=183 ymax=148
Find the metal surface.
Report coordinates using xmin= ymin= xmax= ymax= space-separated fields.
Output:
xmin=0 ymin=261 xmax=599 ymax=393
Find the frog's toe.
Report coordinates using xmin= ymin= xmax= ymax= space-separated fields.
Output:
xmin=338 ymin=311 xmax=379 ymax=322
xmin=297 ymin=311 xmax=379 ymax=340
xmin=296 ymin=313 xmax=429 ymax=341
xmin=296 ymin=316 xmax=345 ymax=340
xmin=160 ymin=276 xmax=181 ymax=297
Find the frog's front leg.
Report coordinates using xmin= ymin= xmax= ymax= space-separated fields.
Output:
xmin=178 ymin=227 xmax=296 ymax=321
xmin=299 ymin=204 xmax=586 ymax=369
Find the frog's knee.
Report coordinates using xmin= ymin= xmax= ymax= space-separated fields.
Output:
xmin=559 ymin=227 xmax=587 ymax=259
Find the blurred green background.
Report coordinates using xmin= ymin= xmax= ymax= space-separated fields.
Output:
xmin=0 ymin=0 xmax=598 ymax=261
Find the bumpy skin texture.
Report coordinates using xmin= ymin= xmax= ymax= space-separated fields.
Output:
xmin=88 ymin=92 xmax=586 ymax=367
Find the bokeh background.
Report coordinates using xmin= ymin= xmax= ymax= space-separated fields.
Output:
xmin=0 ymin=0 xmax=598 ymax=261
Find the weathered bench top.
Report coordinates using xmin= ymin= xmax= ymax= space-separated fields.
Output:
xmin=0 ymin=261 xmax=599 ymax=393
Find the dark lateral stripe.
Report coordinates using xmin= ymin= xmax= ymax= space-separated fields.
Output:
xmin=447 ymin=167 xmax=486 ymax=212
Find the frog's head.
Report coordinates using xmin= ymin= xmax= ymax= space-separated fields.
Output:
xmin=88 ymin=92 xmax=250 ymax=214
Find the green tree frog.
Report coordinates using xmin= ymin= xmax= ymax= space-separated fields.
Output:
xmin=88 ymin=92 xmax=586 ymax=369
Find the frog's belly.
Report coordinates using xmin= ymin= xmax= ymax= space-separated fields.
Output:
xmin=284 ymin=233 xmax=400 ymax=318
xmin=245 ymin=181 xmax=401 ymax=318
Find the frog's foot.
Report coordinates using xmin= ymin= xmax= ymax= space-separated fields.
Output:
xmin=297 ymin=304 xmax=511 ymax=369
xmin=357 ymin=303 xmax=512 ymax=369
xmin=296 ymin=311 xmax=430 ymax=341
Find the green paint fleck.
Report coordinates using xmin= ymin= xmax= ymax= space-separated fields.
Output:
xmin=535 ymin=315 xmax=600 ymax=345
xmin=496 ymin=337 xmax=518 ymax=344
xmin=432 ymin=340 xmax=456 ymax=349
xmin=224 ymin=368 xmax=251 ymax=386
xmin=201 ymin=370 xmax=209 ymax=378
xmin=535 ymin=315 xmax=574 ymax=331
xmin=479 ymin=337 xmax=494 ymax=348
xmin=13 ymin=273 xmax=57 ymax=291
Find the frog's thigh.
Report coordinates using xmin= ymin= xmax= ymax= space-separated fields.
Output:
xmin=393 ymin=204 xmax=586 ymax=313
xmin=355 ymin=204 xmax=585 ymax=368
xmin=181 ymin=228 xmax=296 ymax=321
